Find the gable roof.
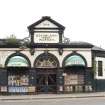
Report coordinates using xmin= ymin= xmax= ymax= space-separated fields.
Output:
xmin=27 ymin=16 xmax=65 ymax=30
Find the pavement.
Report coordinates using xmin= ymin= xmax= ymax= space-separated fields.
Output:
xmin=0 ymin=92 xmax=105 ymax=100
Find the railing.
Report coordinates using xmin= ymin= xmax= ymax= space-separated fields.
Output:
xmin=0 ymin=85 xmax=93 ymax=95
xmin=36 ymin=85 xmax=57 ymax=93
xmin=64 ymin=85 xmax=93 ymax=93
xmin=0 ymin=86 xmax=36 ymax=95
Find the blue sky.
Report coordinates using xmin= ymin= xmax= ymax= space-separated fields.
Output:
xmin=0 ymin=0 xmax=105 ymax=48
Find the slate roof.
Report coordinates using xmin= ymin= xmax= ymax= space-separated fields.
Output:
xmin=92 ymin=46 xmax=105 ymax=52
xmin=0 ymin=38 xmax=105 ymax=53
xmin=69 ymin=41 xmax=105 ymax=52
xmin=0 ymin=39 xmax=5 ymax=45
xmin=69 ymin=41 xmax=93 ymax=46
xmin=0 ymin=39 xmax=21 ymax=48
xmin=29 ymin=41 xmax=93 ymax=48
xmin=0 ymin=39 xmax=94 ymax=48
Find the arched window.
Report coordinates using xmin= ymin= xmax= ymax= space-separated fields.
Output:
xmin=6 ymin=56 xmax=29 ymax=67
xmin=34 ymin=53 xmax=59 ymax=68
xmin=64 ymin=54 xmax=86 ymax=67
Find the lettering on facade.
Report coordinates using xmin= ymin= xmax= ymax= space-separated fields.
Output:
xmin=34 ymin=33 xmax=59 ymax=43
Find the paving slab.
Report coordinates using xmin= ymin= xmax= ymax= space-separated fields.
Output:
xmin=0 ymin=92 xmax=105 ymax=100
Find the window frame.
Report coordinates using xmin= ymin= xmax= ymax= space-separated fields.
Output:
xmin=97 ymin=61 xmax=103 ymax=77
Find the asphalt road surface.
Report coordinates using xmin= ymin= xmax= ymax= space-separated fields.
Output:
xmin=0 ymin=97 xmax=105 ymax=105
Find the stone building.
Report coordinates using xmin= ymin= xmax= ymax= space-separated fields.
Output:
xmin=0 ymin=16 xmax=105 ymax=95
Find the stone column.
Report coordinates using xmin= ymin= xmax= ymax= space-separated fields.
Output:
xmin=0 ymin=68 xmax=8 ymax=95
xmin=84 ymin=68 xmax=94 ymax=92
xmin=29 ymin=69 xmax=37 ymax=94
xmin=56 ymin=68 xmax=64 ymax=94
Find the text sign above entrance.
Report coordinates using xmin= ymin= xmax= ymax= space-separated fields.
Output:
xmin=34 ymin=33 xmax=59 ymax=43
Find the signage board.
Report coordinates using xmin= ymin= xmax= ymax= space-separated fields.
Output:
xmin=34 ymin=33 xmax=59 ymax=43
xmin=8 ymin=86 xmax=28 ymax=93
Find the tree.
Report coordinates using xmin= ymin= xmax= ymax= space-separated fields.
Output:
xmin=6 ymin=34 xmax=19 ymax=45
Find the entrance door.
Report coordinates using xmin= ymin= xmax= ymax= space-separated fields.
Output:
xmin=34 ymin=53 xmax=59 ymax=93
xmin=36 ymin=70 xmax=57 ymax=93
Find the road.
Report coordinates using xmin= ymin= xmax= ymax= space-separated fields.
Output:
xmin=0 ymin=97 xmax=105 ymax=105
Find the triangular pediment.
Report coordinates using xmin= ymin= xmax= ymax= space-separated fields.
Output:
xmin=28 ymin=16 xmax=65 ymax=30
xmin=28 ymin=16 xmax=65 ymax=44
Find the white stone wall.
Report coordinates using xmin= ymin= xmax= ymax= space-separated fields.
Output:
xmin=0 ymin=48 xmax=92 ymax=68
xmin=95 ymin=57 xmax=105 ymax=79
xmin=0 ymin=49 xmax=16 ymax=67
xmin=21 ymin=49 xmax=44 ymax=67
xmin=50 ymin=48 xmax=92 ymax=67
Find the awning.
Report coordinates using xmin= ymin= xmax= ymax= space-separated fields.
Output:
xmin=7 ymin=56 xmax=29 ymax=67
xmin=64 ymin=55 xmax=85 ymax=67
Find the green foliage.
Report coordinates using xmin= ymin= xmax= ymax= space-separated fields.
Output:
xmin=6 ymin=34 xmax=19 ymax=44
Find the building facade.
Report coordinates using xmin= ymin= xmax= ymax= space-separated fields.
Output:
xmin=0 ymin=16 xmax=105 ymax=95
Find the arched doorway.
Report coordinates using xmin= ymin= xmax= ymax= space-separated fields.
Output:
xmin=63 ymin=53 xmax=87 ymax=93
xmin=34 ymin=53 xmax=59 ymax=93
xmin=5 ymin=53 xmax=31 ymax=94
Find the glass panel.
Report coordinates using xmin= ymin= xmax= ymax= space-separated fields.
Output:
xmin=98 ymin=61 xmax=103 ymax=76
xmin=7 ymin=56 xmax=29 ymax=67
xmin=65 ymin=55 xmax=85 ymax=66
xmin=35 ymin=55 xmax=58 ymax=68
xmin=64 ymin=74 xmax=84 ymax=85
xmin=8 ymin=75 xmax=29 ymax=86
xmin=8 ymin=68 xmax=29 ymax=86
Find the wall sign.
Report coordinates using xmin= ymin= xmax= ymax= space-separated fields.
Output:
xmin=8 ymin=86 xmax=28 ymax=93
xmin=34 ymin=33 xmax=59 ymax=43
